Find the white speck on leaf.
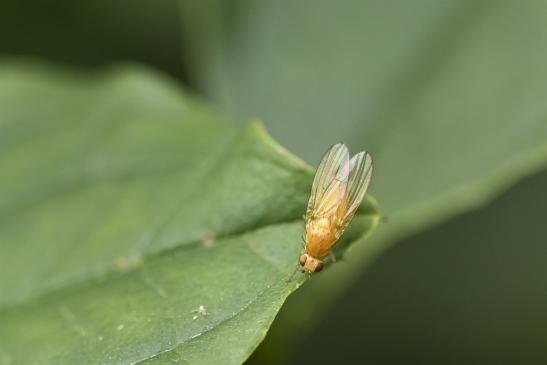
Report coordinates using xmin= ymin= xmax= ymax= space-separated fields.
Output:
xmin=191 ymin=305 xmax=208 ymax=320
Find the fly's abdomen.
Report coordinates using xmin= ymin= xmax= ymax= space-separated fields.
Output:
xmin=306 ymin=218 xmax=336 ymax=258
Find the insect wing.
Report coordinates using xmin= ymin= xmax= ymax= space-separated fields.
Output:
xmin=338 ymin=151 xmax=373 ymax=230
xmin=306 ymin=143 xmax=350 ymax=221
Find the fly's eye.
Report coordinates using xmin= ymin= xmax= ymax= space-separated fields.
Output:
xmin=299 ymin=255 xmax=307 ymax=267
xmin=315 ymin=261 xmax=324 ymax=272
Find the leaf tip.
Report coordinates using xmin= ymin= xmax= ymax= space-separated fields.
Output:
xmin=244 ymin=118 xmax=314 ymax=173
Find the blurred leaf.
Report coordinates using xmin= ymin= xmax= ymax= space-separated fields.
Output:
xmin=178 ymin=0 xmax=547 ymax=362
xmin=0 ymin=62 xmax=379 ymax=364
xmin=180 ymin=0 xmax=547 ymax=217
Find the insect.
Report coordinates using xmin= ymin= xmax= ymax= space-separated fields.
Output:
xmin=299 ymin=143 xmax=373 ymax=273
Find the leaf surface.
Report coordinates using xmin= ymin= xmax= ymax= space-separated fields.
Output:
xmin=0 ymin=62 xmax=379 ymax=365
xmin=177 ymin=1 xmax=547 ymax=362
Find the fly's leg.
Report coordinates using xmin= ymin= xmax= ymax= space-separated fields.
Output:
xmin=286 ymin=264 xmax=302 ymax=283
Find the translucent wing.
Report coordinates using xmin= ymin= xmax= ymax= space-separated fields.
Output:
xmin=336 ymin=151 xmax=373 ymax=233
xmin=306 ymin=143 xmax=350 ymax=222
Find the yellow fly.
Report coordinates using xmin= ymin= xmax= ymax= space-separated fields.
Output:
xmin=299 ymin=143 xmax=373 ymax=273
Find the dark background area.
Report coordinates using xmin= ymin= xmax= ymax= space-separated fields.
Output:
xmin=283 ymin=169 xmax=547 ymax=365
xmin=2 ymin=1 xmax=546 ymax=364
xmin=0 ymin=0 xmax=185 ymax=80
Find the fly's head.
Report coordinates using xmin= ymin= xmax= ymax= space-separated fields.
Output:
xmin=299 ymin=253 xmax=324 ymax=273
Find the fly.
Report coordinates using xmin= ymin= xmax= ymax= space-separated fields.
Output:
xmin=299 ymin=143 xmax=373 ymax=273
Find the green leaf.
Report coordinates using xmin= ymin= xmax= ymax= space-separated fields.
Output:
xmin=0 ymin=62 xmax=379 ymax=364
xmin=178 ymin=0 xmax=547 ymax=362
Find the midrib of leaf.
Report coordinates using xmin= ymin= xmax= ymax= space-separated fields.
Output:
xmin=0 ymin=121 xmax=312 ymax=309
xmin=0 ymin=62 xmax=380 ymax=364
xmin=0 ymin=220 xmax=304 ymax=364
xmin=0 ymin=135 xmax=230 ymax=306
xmin=0 ymin=210 xmax=377 ymax=365
xmin=0 ymin=214 xmax=384 ymax=365
xmin=0 ymin=201 xmax=376 ymax=312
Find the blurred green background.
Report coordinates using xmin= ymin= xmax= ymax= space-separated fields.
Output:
xmin=2 ymin=0 xmax=547 ymax=364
